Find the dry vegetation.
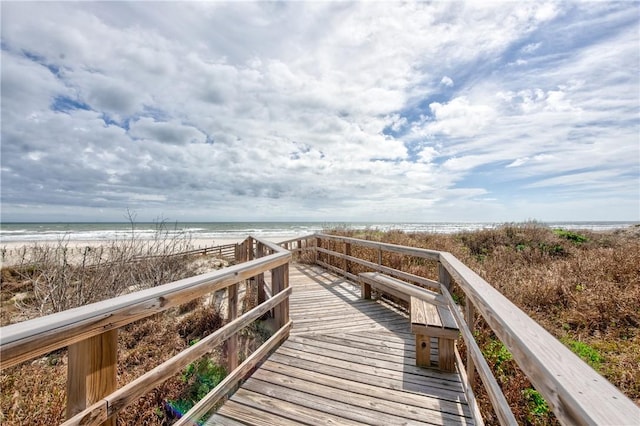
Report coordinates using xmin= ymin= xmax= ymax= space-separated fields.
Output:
xmin=2 ymin=223 xmax=638 ymax=425
xmin=0 ymin=232 xmax=270 ymax=425
xmin=323 ymin=222 xmax=640 ymax=425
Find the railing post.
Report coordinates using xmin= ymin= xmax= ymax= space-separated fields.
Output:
xmin=67 ymin=330 xmax=118 ymax=426
xmin=465 ymin=301 xmax=476 ymax=386
xmin=438 ymin=262 xmax=452 ymax=292
xmin=377 ymin=247 xmax=382 ymax=266
xmin=247 ymin=237 xmax=254 ymax=261
xmin=271 ymin=264 xmax=289 ymax=328
xmin=256 ymin=243 xmax=266 ymax=305
xmin=226 ymin=283 xmax=238 ymax=372
xmin=315 ymin=237 xmax=321 ymax=264
xmin=344 ymin=242 xmax=351 ymax=277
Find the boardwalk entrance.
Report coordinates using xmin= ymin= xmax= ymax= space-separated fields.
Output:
xmin=208 ymin=264 xmax=473 ymax=425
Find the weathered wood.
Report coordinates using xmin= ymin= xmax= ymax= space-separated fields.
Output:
xmin=61 ymin=400 xmax=107 ymax=426
xmin=255 ymin=243 xmax=266 ymax=305
xmin=455 ymin=347 xmax=485 ymax=426
xmin=226 ymin=283 xmax=239 ymax=372
xmin=316 ymin=247 xmax=441 ymax=290
xmin=63 ymin=288 xmax=292 ymax=426
xmin=410 ymin=296 xmax=458 ymax=372
xmin=315 ymin=259 xmax=359 ymax=282
xmin=215 ymin=400 xmax=303 ymax=426
xmin=439 ymin=252 xmax=640 ymax=425
xmin=271 ymin=264 xmax=289 ymax=328
xmin=360 ymin=272 xmax=446 ymax=305
xmin=465 ymin=301 xmax=476 ymax=387
xmin=315 ymin=233 xmax=441 ymax=261
xmin=0 ymin=250 xmax=290 ymax=369
xmin=66 ymin=330 xmax=117 ymax=426
xmin=438 ymin=338 xmax=455 ymax=372
xmin=438 ymin=262 xmax=452 ymax=291
xmin=439 ymin=285 xmax=516 ymax=425
xmin=344 ymin=242 xmax=351 ymax=277
xmin=415 ymin=334 xmax=431 ymax=368
xmin=74 ymin=263 xmax=483 ymax=426
xmin=261 ymin=353 xmax=467 ymax=403
xmin=176 ymin=321 xmax=292 ymax=426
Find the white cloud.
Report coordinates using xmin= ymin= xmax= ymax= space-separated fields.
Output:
xmin=1 ymin=1 xmax=638 ymax=222
xmin=440 ymin=76 xmax=454 ymax=87
xmin=521 ymin=42 xmax=542 ymax=54
xmin=424 ymin=97 xmax=496 ymax=138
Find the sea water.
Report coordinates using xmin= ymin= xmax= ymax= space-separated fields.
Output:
xmin=0 ymin=221 xmax=636 ymax=243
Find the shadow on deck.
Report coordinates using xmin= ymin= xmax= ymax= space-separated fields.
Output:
xmin=207 ymin=264 xmax=473 ymax=425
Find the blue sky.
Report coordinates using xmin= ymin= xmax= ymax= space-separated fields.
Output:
xmin=1 ymin=1 xmax=638 ymax=223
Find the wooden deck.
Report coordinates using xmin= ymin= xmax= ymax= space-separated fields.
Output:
xmin=207 ymin=264 xmax=474 ymax=425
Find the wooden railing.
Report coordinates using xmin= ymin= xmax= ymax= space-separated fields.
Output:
xmin=281 ymin=233 xmax=640 ymax=426
xmin=0 ymin=236 xmax=291 ymax=426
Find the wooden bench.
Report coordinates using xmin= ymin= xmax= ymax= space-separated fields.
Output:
xmin=358 ymin=272 xmax=459 ymax=372
xmin=410 ymin=296 xmax=459 ymax=372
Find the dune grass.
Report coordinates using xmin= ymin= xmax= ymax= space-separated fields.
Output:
xmin=1 ymin=223 xmax=637 ymax=425
xmin=323 ymin=223 xmax=640 ymax=424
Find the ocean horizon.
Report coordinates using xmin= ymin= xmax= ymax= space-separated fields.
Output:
xmin=0 ymin=221 xmax=637 ymax=244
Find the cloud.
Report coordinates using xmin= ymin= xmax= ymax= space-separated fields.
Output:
xmin=440 ymin=76 xmax=454 ymax=87
xmin=424 ymin=97 xmax=496 ymax=138
xmin=1 ymin=1 xmax=638 ymax=222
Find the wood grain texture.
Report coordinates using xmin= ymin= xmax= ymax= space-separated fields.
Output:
xmin=209 ymin=264 xmax=474 ymax=425
xmin=439 ymin=252 xmax=640 ymax=425
xmin=359 ymin=272 xmax=446 ymax=305
xmin=316 ymin=248 xmax=441 ymax=290
xmin=1 ymin=250 xmax=291 ymax=369
xmin=63 ymin=288 xmax=292 ymax=426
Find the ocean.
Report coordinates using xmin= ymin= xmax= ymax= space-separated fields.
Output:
xmin=0 ymin=221 xmax=636 ymax=244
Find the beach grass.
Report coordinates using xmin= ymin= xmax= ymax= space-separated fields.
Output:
xmin=1 ymin=223 xmax=638 ymax=425
xmin=323 ymin=222 xmax=640 ymax=424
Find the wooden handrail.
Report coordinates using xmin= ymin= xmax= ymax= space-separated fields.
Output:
xmin=62 ymin=289 xmax=293 ymax=426
xmin=0 ymin=250 xmax=289 ymax=369
xmin=310 ymin=233 xmax=640 ymax=426
xmin=439 ymin=252 xmax=639 ymax=425
xmin=0 ymin=236 xmax=292 ymax=426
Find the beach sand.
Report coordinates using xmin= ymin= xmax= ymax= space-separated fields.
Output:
xmin=0 ymin=235 xmax=300 ymax=267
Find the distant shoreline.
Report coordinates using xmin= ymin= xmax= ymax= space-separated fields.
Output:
xmin=1 ymin=221 xmax=637 ymax=245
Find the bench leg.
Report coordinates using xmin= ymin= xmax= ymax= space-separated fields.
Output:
xmin=415 ymin=334 xmax=432 ymax=368
xmin=361 ymin=281 xmax=371 ymax=299
xmin=438 ymin=338 xmax=455 ymax=372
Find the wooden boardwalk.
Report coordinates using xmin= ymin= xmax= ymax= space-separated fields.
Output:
xmin=207 ymin=264 xmax=474 ymax=425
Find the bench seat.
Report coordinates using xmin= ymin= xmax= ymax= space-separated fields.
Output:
xmin=358 ymin=272 xmax=446 ymax=305
xmin=358 ymin=272 xmax=459 ymax=372
xmin=410 ymin=296 xmax=459 ymax=372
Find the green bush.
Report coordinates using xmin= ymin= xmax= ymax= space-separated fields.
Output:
xmin=167 ymin=358 xmax=226 ymax=422
xmin=553 ymin=229 xmax=588 ymax=244
xmin=523 ymin=388 xmax=550 ymax=421
xmin=561 ymin=338 xmax=603 ymax=369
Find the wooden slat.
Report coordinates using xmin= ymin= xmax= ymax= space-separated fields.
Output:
xmin=255 ymin=359 xmax=470 ymax=415
xmin=423 ymin=301 xmax=442 ymax=328
xmin=359 ymin=272 xmax=446 ymax=306
xmin=244 ymin=375 xmax=471 ymax=426
xmin=315 ymin=233 xmax=441 ymax=260
xmin=212 ymin=263 xmax=475 ymax=426
xmin=437 ymin=304 xmax=459 ymax=330
xmin=231 ymin=387 xmax=365 ymax=425
xmin=214 ymin=400 xmax=304 ymax=426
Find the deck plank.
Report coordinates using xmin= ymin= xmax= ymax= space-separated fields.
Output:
xmin=206 ymin=264 xmax=473 ymax=425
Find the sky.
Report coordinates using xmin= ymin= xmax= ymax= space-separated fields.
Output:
xmin=1 ymin=1 xmax=639 ymax=223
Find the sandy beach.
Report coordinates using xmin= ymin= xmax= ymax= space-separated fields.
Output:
xmin=0 ymin=235 xmax=301 ymax=267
